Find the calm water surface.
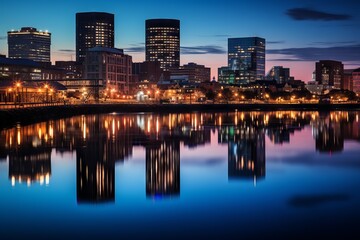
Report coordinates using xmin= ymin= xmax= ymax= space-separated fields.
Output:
xmin=0 ymin=111 xmax=360 ymax=239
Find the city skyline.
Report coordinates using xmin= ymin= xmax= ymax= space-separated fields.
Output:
xmin=0 ymin=0 xmax=359 ymax=81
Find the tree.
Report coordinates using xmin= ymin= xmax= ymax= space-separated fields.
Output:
xmin=222 ymin=88 xmax=233 ymax=103
xmin=205 ymin=89 xmax=216 ymax=103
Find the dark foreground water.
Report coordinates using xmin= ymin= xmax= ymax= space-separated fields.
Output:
xmin=0 ymin=111 xmax=360 ymax=239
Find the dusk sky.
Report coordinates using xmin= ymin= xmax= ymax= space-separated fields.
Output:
xmin=1 ymin=0 xmax=359 ymax=81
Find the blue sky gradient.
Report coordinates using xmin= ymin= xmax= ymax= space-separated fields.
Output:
xmin=1 ymin=0 xmax=359 ymax=81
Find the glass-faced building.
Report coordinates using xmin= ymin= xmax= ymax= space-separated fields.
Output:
xmin=8 ymin=27 xmax=51 ymax=63
xmin=227 ymin=37 xmax=265 ymax=83
xmin=76 ymin=12 xmax=114 ymax=64
xmin=146 ymin=19 xmax=180 ymax=71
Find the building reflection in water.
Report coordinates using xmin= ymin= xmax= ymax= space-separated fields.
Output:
xmin=228 ymin=127 xmax=265 ymax=182
xmin=1 ymin=111 xmax=360 ymax=198
xmin=76 ymin=115 xmax=115 ymax=203
xmin=313 ymin=112 xmax=345 ymax=153
xmin=146 ymin=139 xmax=180 ymax=198
xmin=5 ymin=123 xmax=52 ymax=187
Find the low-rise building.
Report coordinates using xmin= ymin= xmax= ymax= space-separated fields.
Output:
xmin=83 ymin=47 xmax=132 ymax=94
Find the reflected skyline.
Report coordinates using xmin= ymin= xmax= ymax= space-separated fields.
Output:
xmin=1 ymin=111 xmax=360 ymax=201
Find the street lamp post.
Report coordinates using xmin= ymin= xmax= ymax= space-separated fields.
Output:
xmin=15 ymin=82 xmax=21 ymax=107
xmin=44 ymin=84 xmax=49 ymax=104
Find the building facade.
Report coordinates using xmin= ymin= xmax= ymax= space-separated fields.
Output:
xmin=83 ymin=47 xmax=132 ymax=94
xmin=8 ymin=27 xmax=51 ymax=63
xmin=0 ymin=57 xmax=65 ymax=81
xmin=132 ymin=61 xmax=167 ymax=83
xmin=342 ymin=69 xmax=354 ymax=91
xmin=266 ymin=66 xmax=290 ymax=84
xmin=169 ymin=62 xmax=211 ymax=83
xmin=227 ymin=37 xmax=266 ymax=83
xmin=76 ymin=12 xmax=114 ymax=64
xmin=352 ymin=68 xmax=360 ymax=93
xmin=315 ymin=60 xmax=344 ymax=89
xmin=145 ymin=19 xmax=180 ymax=71
xmin=55 ymin=61 xmax=82 ymax=79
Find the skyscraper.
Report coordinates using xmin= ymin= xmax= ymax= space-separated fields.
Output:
xmin=228 ymin=37 xmax=265 ymax=83
xmin=8 ymin=27 xmax=51 ymax=63
xmin=146 ymin=19 xmax=180 ymax=71
xmin=76 ymin=12 xmax=114 ymax=64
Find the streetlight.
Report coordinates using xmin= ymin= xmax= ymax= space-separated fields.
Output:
xmin=6 ymin=88 xmax=12 ymax=104
xmin=15 ymin=82 xmax=22 ymax=107
xmin=49 ymin=88 xmax=54 ymax=103
xmin=44 ymin=84 xmax=49 ymax=103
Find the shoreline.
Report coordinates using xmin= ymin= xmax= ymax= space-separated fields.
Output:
xmin=1 ymin=103 xmax=360 ymax=129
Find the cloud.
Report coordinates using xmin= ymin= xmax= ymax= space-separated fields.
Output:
xmin=0 ymin=36 xmax=6 ymax=40
xmin=124 ymin=43 xmax=226 ymax=55
xmin=57 ymin=49 xmax=75 ymax=53
xmin=181 ymin=45 xmax=226 ymax=55
xmin=124 ymin=46 xmax=145 ymax=53
xmin=267 ymin=44 xmax=360 ymax=62
xmin=286 ymin=8 xmax=352 ymax=21
xmin=213 ymin=34 xmax=232 ymax=38
xmin=288 ymin=194 xmax=350 ymax=208
xmin=309 ymin=41 xmax=357 ymax=46
xmin=267 ymin=41 xmax=285 ymax=45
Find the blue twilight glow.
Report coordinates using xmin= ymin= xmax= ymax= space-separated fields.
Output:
xmin=0 ymin=0 xmax=359 ymax=81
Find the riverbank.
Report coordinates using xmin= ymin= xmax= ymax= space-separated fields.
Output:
xmin=1 ymin=103 xmax=360 ymax=129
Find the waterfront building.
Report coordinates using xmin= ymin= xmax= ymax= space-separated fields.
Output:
xmin=8 ymin=27 xmax=51 ymax=63
xmin=0 ymin=57 xmax=65 ymax=81
xmin=315 ymin=60 xmax=344 ymax=89
xmin=342 ymin=69 xmax=353 ymax=91
xmin=83 ymin=47 xmax=132 ymax=94
xmin=145 ymin=19 xmax=180 ymax=71
xmin=266 ymin=66 xmax=291 ymax=84
xmin=76 ymin=12 xmax=114 ymax=64
xmin=221 ymin=37 xmax=265 ymax=84
xmin=55 ymin=61 xmax=82 ymax=79
xmin=352 ymin=68 xmax=360 ymax=94
xmin=169 ymin=62 xmax=211 ymax=83
xmin=132 ymin=61 xmax=168 ymax=83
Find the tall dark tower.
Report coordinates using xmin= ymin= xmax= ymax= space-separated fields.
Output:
xmin=145 ymin=19 xmax=180 ymax=71
xmin=76 ymin=12 xmax=114 ymax=64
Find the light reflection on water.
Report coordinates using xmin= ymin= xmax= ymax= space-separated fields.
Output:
xmin=0 ymin=111 xmax=360 ymax=239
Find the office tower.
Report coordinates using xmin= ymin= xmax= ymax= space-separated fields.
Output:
xmin=315 ymin=60 xmax=344 ymax=89
xmin=266 ymin=66 xmax=290 ymax=84
xmin=146 ymin=19 xmax=180 ymax=71
xmin=76 ymin=12 xmax=114 ymax=64
xmin=83 ymin=47 xmax=132 ymax=94
xmin=227 ymin=37 xmax=266 ymax=83
xmin=8 ymin=27 xmax=51 ymax=63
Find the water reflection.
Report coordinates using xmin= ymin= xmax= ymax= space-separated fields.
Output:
xmin=146 ymin=140 xmax=180 ymax=198
xmin=1 ymin=111 xmax=360 ymax=202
